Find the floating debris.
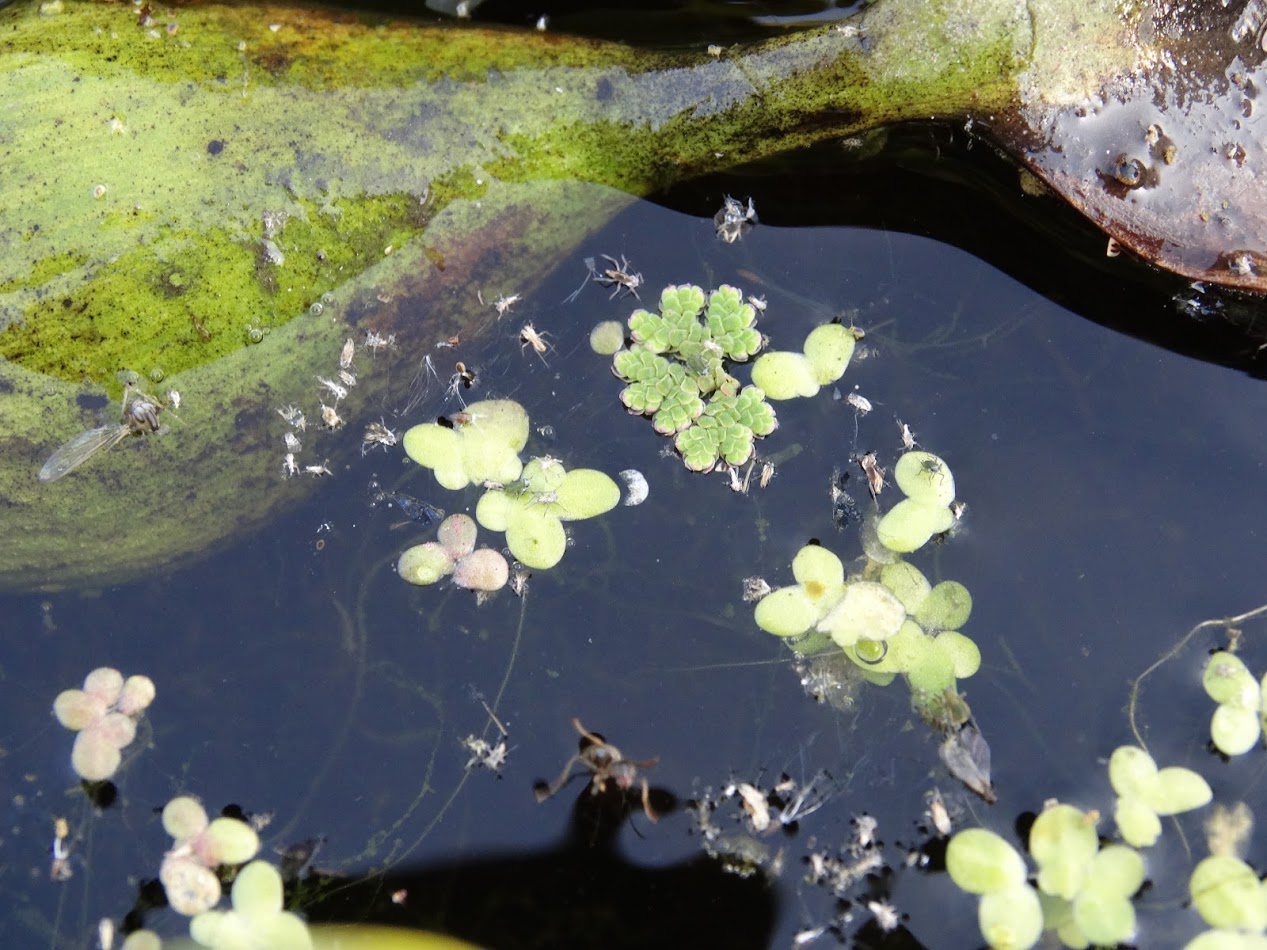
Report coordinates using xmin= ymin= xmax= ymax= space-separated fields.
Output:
xmin=277 ymin=404 xmax=306 ymax=431
xmin=742 ymin=576 xmax=771 ymax=602
xmin=371 ymin=485 xmax=444 ymax=525
xmin=364 ymin=330 xmax=397 ymax=354
xmin=939 ymin=720 xmax=996 ymax=803
xmin=534 ymin=717 xmax=659 ymax=822
xmin=519 ymin=324 xmax=552 ymax=363
xmin=714 ymin=195 xmax=758 ymax=243
xmin=461 ymin=734 xmax=508 ymax=772
xmin=320 ymin=403 xmax=344 ymax=430
xmin=618 ymin=468 xmax=649 ymax=506
xmin=857 ymin=451 xmax=885 ymax=498
xmin=829 ymin=468 xmax=860 ymax=530
xmin=361 ymin=421 xmax=398 ymax=454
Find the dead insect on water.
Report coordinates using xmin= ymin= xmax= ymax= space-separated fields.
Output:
xmin=364 ymin=330 xmax=397 ymax=355
xmin=714 ymin=194 xmax=758 ymax=243
xmin=897 ymin=420 xmax=917 ymax=450
xmin=534 ymin=718 xmax=660 ymax=822
xmin=829 ymin=468 xmax=860 ymax=530
xmin=39 ymin=385 xmax=167 ymax=483
xmin=277 ymin=404 xmax=306 ymax=430
xmin=845 ymin=392 xmax=872 ymax=416
xmin=595 ymin=253 xmax=643 ymax=300
xmin=742 ymin=576 xmax=771 ymax=602
xmin=492 ymin=292 xmax=522 ymax=318
xmin=857 ymin=452 xmax=886 ymax=499
xmin=339 ymin=337 xmax=355 ymax=369
xmin=361 ymin=421 xmax=398 ymax=454
xmin=519 ymin=324 xmax=552 ymax=364
xmin=370 ymin=482 xmax=444 ymax=526
xmin=320 ymin=403 xmax=344 ymax=430
xmin=317 ymin=376 xmax=347 ymax=402
xmin=926 ymin=787 xmax=953 ymax=837
xmin=939 ymin=720 xmax=996 ymax=804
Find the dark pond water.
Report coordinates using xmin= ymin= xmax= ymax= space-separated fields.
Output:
xmin=5 ymin=98 xmax=1267 ymax=950
xmin=7 ymin=179 xmax=1267 ymax=950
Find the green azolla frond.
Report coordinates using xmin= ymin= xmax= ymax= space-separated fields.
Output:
xmin=658 ymin=283 xmax=707 ymax=323
xmin=733 ymin=385 xmax=777 ymax=436
xmin=628 ymin=284 xmax=709 ymax=354
xmin=649 ymin=372 xmax=704 ymax=434
xmin=672 ymin=387 xmax=773 ymax=471
xmin=615 ymin=348 xmax=702 ymax=433
xmin=613 ymin=284 xmax=774 ymax=473
xmin=612 ymin=344 xmax=666 ymax=384
xmin=705 ymin=284 xmax=764 ymax=361
xmin=675 ymin=424 xmax=722 ymax=472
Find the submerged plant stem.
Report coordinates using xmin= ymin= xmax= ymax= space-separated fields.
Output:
xmin=1127 ymin=601 xmax=1267 ymax=752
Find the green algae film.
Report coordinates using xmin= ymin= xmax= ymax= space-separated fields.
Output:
xmin=0 ymin=193 xmax=431 ymax=386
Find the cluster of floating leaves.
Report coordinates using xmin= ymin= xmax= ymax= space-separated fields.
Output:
xmin=749 ymin=321 xmax=857 ymax=400
xmin=1202 ymin=650 xmax=1267 ymax=755
xmin=189 ymin=860 xmax=313 ymax=950
xmin=159 ymin=795 xmax=261 ymax=916
xmin=610 ymin=284 xmax=776 ymax=472
xmin=751 ymin=541 xmax=979 ymax=703
xmin=398 ymin=513 xmax=509 ymax=597
xmin=402 ymin=400 xmax=625 ymax=572
xmin=945 ymin=745 xmax=1212 ymax=949
xmin=53 ymin=667 xmax=155 ymax=781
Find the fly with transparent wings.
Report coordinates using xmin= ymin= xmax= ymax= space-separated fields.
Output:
xmin=38 ymin=386 xmax=168 ymax=483
xmin=38 ymin=424 xmax=135 ymax=483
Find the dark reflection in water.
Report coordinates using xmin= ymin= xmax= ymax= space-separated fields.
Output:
xmin=4 ymin=183 xmax=1267 ymax=949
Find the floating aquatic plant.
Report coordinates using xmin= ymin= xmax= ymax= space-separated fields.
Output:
xmin=397 ymin=513 xmax=509 ymax=595
xmin=1108 ymin=743 xmax=1211 ymax=847
xmin=753 ymin=544 xmax=980 ymax=703
xmin=402 ymin=403 xmax=620 ymax=573
xmin=476 ymin=457 xmax=620 ymax=570
xmin=945 ymin=830 xmax=1043 ymax=950
xmin=611 ymin=284 xmax=775 ymax=472
xmin=674 ymin=387 xmax=777 ymax=472
xmin=943 ymin=741 xmax=1216 ymax=949
xmin=159 ymin=795 xmax=260 ymax=916
xmin=1203 ymin=651 xmax=1266 ymax=756
xmin=1189 ymin=854 xmax=1267 ymax=932
xmin=190 ymin=859 xmax=313 ymax=950
xmin=750 ymin=322 xmax=856 ymax=399
xmin=53 ymin=667 xmax=155 ymax=781
xmin=589 ymin=320 xmax=626 ymax=355
xmin=402 ymin=399 xmax=529 ymax=490
xmin=875 ymin=452 xmax=959 ymax=553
